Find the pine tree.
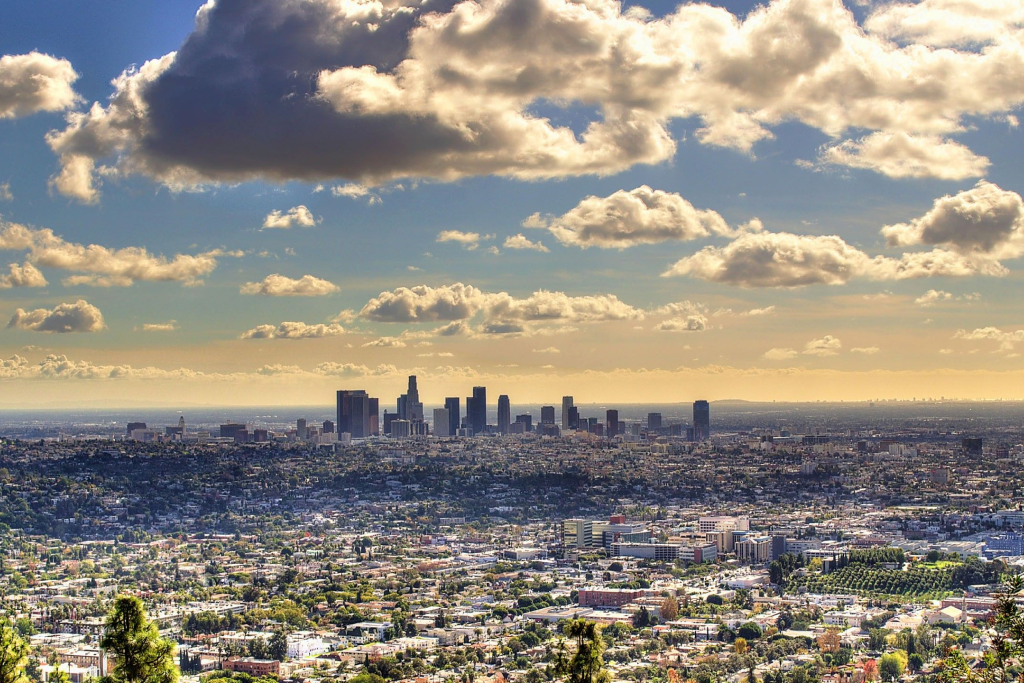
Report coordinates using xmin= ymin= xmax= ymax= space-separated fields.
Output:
xmin=99 ymin=596 xmax=178 ymax=683
xmin=0 ymin=620 xmax=30 ymax=683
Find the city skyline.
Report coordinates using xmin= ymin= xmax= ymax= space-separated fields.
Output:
xmin=3 ymin=0 xmax=1024 ymax=407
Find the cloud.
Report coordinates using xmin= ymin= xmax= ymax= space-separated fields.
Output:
xmin=0 ymin=52 xmax=80 ymax=119
xmin=7 ymin=300 xmax=105 ymax=333
xmin=44 ymin=0 xmax=1024 ymax=200
xmin=0 ymin=221 xmax=225 ymax=286
xmin=240 ymin=321 xmax=346 ymax=339
xmin=864 ymin=0 xmax=1024 ymax=48
xmin=313 ymin=362 xmax=398 ymax=378
xmin=139 ymin=321 xmax=178 ymax=332
xmin=665 ymin=228 xmax=1004 ymax=287
xmin=656 ymin=315 xmax=708 ymax=332
xmin=240 ymin=273 xmax=340 ymax=296
xmin=881 ymin=181 xmax=1024 ymax=258
xmin=436 ymin=230 xmax=492 ymax=250
xmin=360 ymin=282 xmax=642 ymax=337
xmin=741 ymin=306 xmax=775 ymax=316
xmin=362 ymin=336 xmax=407 ymax=348
xmin=527 ymin=185 xmax=741 ymax=249
xmin=331 ymin=183 xmax=382 ymax=204
xmin=804 ymin=335 xmax=842 ymax=356
xmin=819 ymin=132 xmax=990 ymax=179
xmin=503 ymin=234 xmax=549 ymax=252
xmin=850 ymin=346 xmax=880 ymax=354
xmin=954 ymin=326 xmax=1024 ymax=351
xmin=0 ymin=183 xmax=11 ymax=202
xmin=763 ymin=347 xmax=798 ymax=360
xmin=915 ymin=289 xmax=952 ymax=306
xmin=0 ymin=262 xmax=47 ymax=289
xmin=262 ymin=205 xmax=318 ymax=229
xmin=533 ymin=346 xmax=561 ymax=354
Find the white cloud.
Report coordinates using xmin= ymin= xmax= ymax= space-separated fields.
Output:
xmin=864 ymin=0 xmax=1024 ymax=48
xmin=0 ymin=221 xmax=226 ymax=286
xmin=0 ymin=182 xmax=12 ymax=202
xmin=763 ymin=347 xmax=798 ymax=360
xmin=313 ymin=362 xmax=398 ymax=378
xmin=850 ymin=346 xmax=880 ymax=354
xmin=0 ymin=262 xmax=47 ymax=289
xmin=240 ymin=321 xmax=346 ymax=339
xmin=362 ymin=336 xmax=407 ymax=348
xmin=881 ymin=181 xmax=1024 ymax=258
xmin=804 ymin=335 xmax=842 ymax=356
xmin=741 ymin=305 xmax=776 ymax=316
xmin=527 ymin=186 xmax=740 ymax=249
xmin=139 ymin=321 xmax=178 ymax=332
xmin=7 ymin=299 xmax=105 ymax=333
xmin=819 ymin=132 xmax=990 ymax=180
xmin=954 ymin=326 xmax=1024 ymax=351
xmin=240 ymin=273 xmax=340 ymax=296
xmin=436 ymin=230 xmax=493 ymax=250
xmin=533 ymin=346 xmax=561 ymax=354
xmin=656 ymin=315 xmax=708 ymax=332
xmin=0 ymin=52 xmax=80 ymax=119
xmin=665 ymin=228 xmax=1005 ymax=288
xmin=331 ymin=183 xmax=382 ymax=204
xmin=503 ymin=234 xmax=549 ymax=252
xmin=915 ymin=289 xmax=952 ymax=306
xmin=44 ymin=0 xmax=1024 ymax=199
xmin=262 ymin=205 xmax=318 ymax=229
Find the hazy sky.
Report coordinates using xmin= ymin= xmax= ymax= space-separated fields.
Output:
xmin=1 ymin=0 xmax=1024 ymax=406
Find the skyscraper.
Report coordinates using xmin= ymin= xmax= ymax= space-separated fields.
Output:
xmin=464 ymin=396 xmax=475 ymax=433
xmin=297 ymin=418 xmax=307 ymax=440
xmin=567 ymin=406 xmax=579 ymax=430
xmin=444 ymin=397 xmax=460 ymax=437
xmin=337 ymin=389 xmax=372 ymax=438
xmin=497 ymin=395 xmax=511 ymax=434
xmin=433 ymin=408 xmax=451 ymax=437
xmin=541 ymin=405 xmax=555 ymax=425
xmin=693 ymin=400 xmax=710 ymax=441
xmin=606 ymin=409 xmax=618 ymax=438
xmin=398 ymin=375 xmax=423 ymax=422
xmin=368 ymin=397 xmax=379 ymax=436
xmin=647 ymin=412 xmax=662 ymax=430
xmin=471 ymin=386 xmax=487 ymax=434
xmin=561 ymin=396 xmax=574 ymax=430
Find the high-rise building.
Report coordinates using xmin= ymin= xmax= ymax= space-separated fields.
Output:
xmin=398 ymin=376 xmax=423 ymax=422
xmin=647 ymin=413 xmax=662 ymax=430
xmin=126 ymin=422 xmax=146 ymax=436
xmin=433 ymin=408 xmax=451 ymax=437
xmin=497 ymin=395 xmax=511 ymax=434
xmin=561 ymin=396 xmax=574 ymax=430
xmin=471 ymin=386 xmax=487 ymax=434
xmin=323 ymin=420 xmax=335 ymax=434
xmin=693 ymin=400 xmax=710 ymax=441
xmin=444 ymin=397 xmax=460 ymax=437
xmin=541 ymin=406 xmax=555 ymax=425
xmin=297 ymin=418 xmax=307 ymax=440
xmin=606 ymin=409 xmax=619 ymax=438
xmin=220 ymin=423 xmax=247 ymax=441
xmin=465 ymin=396 xmax=475 ymax=434
xmin=368 ymin=397 xmax=379 ymax=436
xmin=516 ymin=414 xmax=533 ymax=432
xmin=567 ymin=406 xmax=579 ymax=430
xmin=337 ymin=390 xmax=372 ymax=438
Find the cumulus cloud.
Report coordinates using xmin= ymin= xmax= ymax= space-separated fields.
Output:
xmin=313 ymin=362 xmax=398 ymax=377
xmin=436 ymin=230 xmax=492 ymax=250
xmin=0 ymin=262 xmax=47 ymax=289
xmin=656 ymin=315 xmax=708 ymax=332
xmin=741 ymin=306 xmax=775 ymax=316
xmin=803 ymin=335 xmax=841 ymax=356
xmin=850 ymin=346 xmax=880 ymax=354
xmin=955 ymin=326 xmax=1024 ymax=351
xmin=503 ymin=234 xmax=549 ymax=252
xmin=0 ymin=221 xmax=226 ymax=286
xmin=881 ymin=181 xmax=1024 ymax=258
xmin=331 ymin=183 xmax=382 ymax=204
xmin=240 ymin=321 xmax=346 ymax=339
xmin=864 ymin=0 xmax=1024 ymax=48
xmin=360 ymin=282 xmax=642 ymax=336
xmin=819 ymin=132 xmax=990 ymax=180
xmin=362 ymin=336 xmax=407 ymax=348
xmin=139 ymin=321 xmax=178 ymax=332
xmin=262 ymin=205 xmax=318 ymax=229
xmin=0 ymin=52 xmax=80 ymax=119
xmin=915 ymin=289 xmax=952 ymax=306
xmin=763 ymin=347 xmax=798 ymax=360
xmin=526 ymin=186 xmax=742 ymax=249
xmin=7 ymin=299 xmax=105 ymax=333
xmin=240 ymin=273 xmax=340 ymax=296
xmin=43 ymin=0 xmax=1024 ymax=199
xmin=664 ymin=228 xmax=1004 ymax=287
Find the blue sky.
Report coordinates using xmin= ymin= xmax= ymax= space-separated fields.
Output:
xmin=1 ymin=0 xmax=1024 ymax=405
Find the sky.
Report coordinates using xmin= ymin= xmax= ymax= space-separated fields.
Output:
xmin=1 ymin=0 xmax=1023 ymax=407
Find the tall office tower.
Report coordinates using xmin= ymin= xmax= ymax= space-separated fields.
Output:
xmin=606 ymin=409 xmax=619 ymax=438
xmin=541 ymin=405 xmax=555 ymax=425
xmin=516 ymin=414 xmax=533 ymax=432
xmin=323 ymin=420 xmax=335 ymax=434
xmin=567 ymin=406 xmax=579 ymax=430
xmin=383 ymin=411 xmax=395 ymax=436
xmin=368 ymin=397 xmax=379 ymax=436
xmin=647 ymin=413 xmax=662 ymax=430
xmin=297 ymin=418 xmax=307 ymax=440
xmin=433 ymin=408 xmax=451 ymax=436
xmin=126 ymin=422 xmax=146 ymax=436
xmin=444 ymin=397 xmax=460 ymax=436
xmin=465 ymin=396 xmax=475 ymax=433
xmin=561 ymin=396 xmax=575 ymax=430
xmin=471 ymin=386 xmax=487 ymax=433
xmin=397 ymin=394 xmax=408 ymax=420
xmin=178 ymin=416 xmax=186 ymax=433
xmin=337 ymin=390 xmax=371 ymax=438
xmin=405 ymin=375 xmax=424 ymax=421
xmin=693 ymin=399 xmax=710 ymax=441
xmin=497 ymin=395 xmax=511 ymax=434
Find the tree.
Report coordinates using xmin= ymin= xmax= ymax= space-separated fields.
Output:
xmin=737 ymin=622 xmax=762 ymax=641
xmin=907 ymin=654 xmax=924 ymax=672
xmin=47 ymin=670 xmax=70 ymax=683
xmin=0 ymin=620 xmax=30 ymax=683
xmin=632 ymin=607 xmax=653 ymax=629
xmin=817 ymin=629 xmax=841 ymax=654
xmin=660 ymin=597 xmax=678 ymax=622
xmin=100 ymin=596 xmax=178 ymax=683
xmin=936 ymin=574 xmax=1024 ymax=683
xmin=734 ymin=638 xmax=748 ymax=655
xmin=555 ymin=619 xmax=608 ymax=683
xmin=267 ymin=631 xmax=288 ymax=661
xmin=862 ymin=659 xmax=878 ymax=682
xmin=878 ymin=653 xmax=906 ymax=682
